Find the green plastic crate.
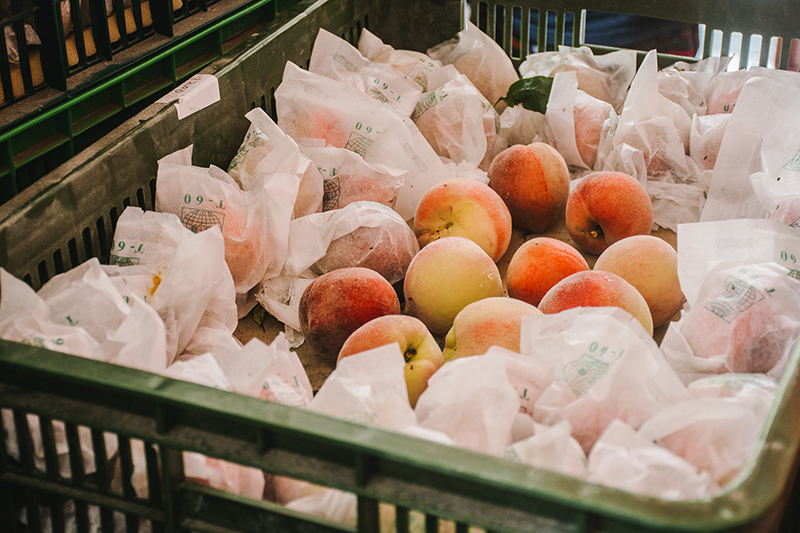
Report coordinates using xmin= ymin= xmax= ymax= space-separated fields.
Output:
xmin=2 ymin=0 xmax=800 ymax=531
xmin=0 ymin=0 xmax=296 ymax=209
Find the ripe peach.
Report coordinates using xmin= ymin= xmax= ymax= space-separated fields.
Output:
xmin=594 ymin=235 xmax=684 ymax=328
xmin=442 ymin=297 xmax=542 ymax=361
xmin=506 ymin=237 xmax=590 ymax=307
xmin=298 ymin=267 xmax=401 ymax=359
xmin=338 ymin=315 xmax=444 ymax=408
xmin=403 ymin=236 xmax=504 ymax=336
xmin=538 ymin=270 xmax=654 ymax=335
xmin=565 ymin=171 xmax=653 ymax=256
xmin=488 ymin=143 xmax=570 ymax=233
xmin=413 ymin=178 xmax=513 ymax=262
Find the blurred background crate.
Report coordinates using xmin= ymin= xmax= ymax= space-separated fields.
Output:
xmin=0 ymin=0 xmax=295 ymax=209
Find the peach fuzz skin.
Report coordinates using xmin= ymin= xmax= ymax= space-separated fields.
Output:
xmin=403 ymin=236 xmax=504 ymax=337
xmin=443 ymin=296 xmax=542 ymax=361
xmin=298 ymin=267 xmax=401 ymax=360
xmin=488 ymin=143 xmax=570 ymax=233
xmin=565 ymin=171 xmax=653 ymax=256
xmin=594 ymin=235 xmax=685 ymax=328
xmin=506 ymin=237 xmax=590 ymax=307
xmin=538 ymin=270 xmax=654 ymax=335
xmin=338 ymin=315 xmax=444 ymax=408
xmin=414 ymin=178 xmax=513 ymax=263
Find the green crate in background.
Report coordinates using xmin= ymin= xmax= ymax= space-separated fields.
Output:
xmin=472 ymin=0 xmax=800 ymax=71
xmin=2 ymin=0 xmax=800 ymax=531
xmin=0 ymin=0 xmax=288 ymax=208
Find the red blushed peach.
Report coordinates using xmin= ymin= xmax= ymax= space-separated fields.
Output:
xmin=565 ymin=171 xmax=653 ymax=256
xmin=403 ymin=236 xmax=504 ymax=336
xmin=299 ymin=267 xmax=401 ymax=359
xmin=442 ymin=297 xmax=542 ymax=361
xmin=594 ymin=235 xmax=685 ymax=328
xmin=413 ymin=178 xmax=513 ymax=263
xmin=538 ymin=270 xmax=654 ymax=335
xmin=338 ymin=315 xmax=444 ymax=407
xmin=488 ymin=143 xmax=570 ymax=233
xmin=506 ymin=237 xmax=590 ymax=307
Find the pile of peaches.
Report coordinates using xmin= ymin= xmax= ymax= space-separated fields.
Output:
xmin=299 ymin=143 xmax=681 ymax=407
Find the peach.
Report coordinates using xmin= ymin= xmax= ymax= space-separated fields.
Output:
xmin=594 ymin=235 xmax=685 ymax=328
xmin=565 ymin=171 xmax=653 ymax=256
xmin=506 ymin=237 xmax=590 ymax=307
xmin=298 ymin=267 xmax=401 ymax=359
xmin=339 ymin=315 xmax=444 ymax=407
xmin=403 ymin=236 xmax=504 ymax=336
xmin=538 ymin=270 xmax=654 ymax=335
xmin=413 ymin=178 xmax=512 ymax=262
xmin=442 ymin=297 xmax=542 ymax=361
xmin=314 ymin=203 xmax=419 ymax=285
xmin=488 ymin=143 xmax=570 ymax=233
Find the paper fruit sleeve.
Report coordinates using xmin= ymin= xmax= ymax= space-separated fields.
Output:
xmin=357 ymin=28 xmax=443 ymax=92
xmin=155 ymin=161 xmax=275 ymax=295
xmin=413 ymin=70 xmax=497 ymax=168
xmin=427 ymin=21 xmax=519 ymax=107
xmin=228 ymin=108 xmax=324 ymax=219
xmin=309 ymin=28 xmax=423 ymax=118
xmin=275 ymin=61 xmax=449 ymax=220
xmin=676 ymin=261 xmax=800 ymax=379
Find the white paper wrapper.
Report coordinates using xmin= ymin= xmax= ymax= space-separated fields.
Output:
xmin=413 ymin=66 xmax=499 ymax=169
xmin=358 ymin=28 xmax=443 ymax=92
xmin=658 ymin=56 xmax=730 ymax=118
xmin=676 ymin=218 xmax=800 ymax=307
xmin=604 ymin=51 xmax=694 ymax=184
xmin=638 ymin=374 xmax=777 ymax=486
xmin=522 ymin=307 xmax=690 ymax=454
xmin=252 ymin=334 xmax=313 ymax=408
xmin=275 ymin=61 xmax=449 ymax=220
xmin=588 ymin=420 xmax=719 ymax=499
xmin=519 ymin=46 xmax=636 ymax=113
xmin=162 ymin=352 xmax=231 ymax=390
xmin=308 ymin=343 xmax=418 ymax=431
xmin=155 ymin=148 xmax=297 ymax=300
xmin=701 ymin=77 xmax=800 ymax=221
xmin=0 ymin=261 xmax=168 ymax=373
xmin=310 ymin=28 xmax=423 ymax=118
xmin=665 ymin=261 xmax=800 ymax=381
xmin=689 ymin=113 xmax=729 ymax=172
xmin=299 ymin=142 xmax=406 ymax=211
xmin=506 ymin=420 xmax=588 ymax=479
xmin=545 ymin=70 xmax=617 ymax=172
xmin=427 ymin=21 xmax=519 ymax=107
xmin=228 ymin=108 xmax=324 ymax=219
xmin=491 ymin=104 xmax=550 ymax=158
xmin=415 ymin=351 xmax=519 ymax=456
xmin=283 ymin=200 xmax=418 ymax=283
xmin=107 ymin=207 xmax=238 ymax=361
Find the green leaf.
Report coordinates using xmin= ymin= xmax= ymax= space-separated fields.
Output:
xmin=496 ymin=76 xmax=553 ymax=114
